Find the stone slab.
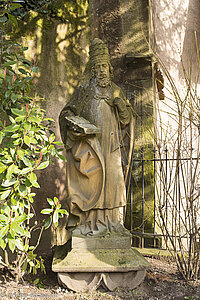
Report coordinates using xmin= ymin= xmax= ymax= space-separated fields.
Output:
xmin=52 ymin=247 xmax=150 ymax=273
xmin=72 ymin=234 xmax=131 ymax=250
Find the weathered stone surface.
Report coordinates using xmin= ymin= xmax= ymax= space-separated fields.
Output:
xmin=59 ymin=38 xmax=133 ymax=236
xmin=52 ymin=247 xmax=150 ymax=273
xmin=58 ymin=272 xmax=102 ymax=292
xmin=58 ymin=270 xmax=147 ymax=292
xmin=72 ymin=229 xmax=132 ymax=250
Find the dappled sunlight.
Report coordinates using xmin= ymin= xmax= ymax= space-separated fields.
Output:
xmin=154 ymin=0 xmax=189 ymax=74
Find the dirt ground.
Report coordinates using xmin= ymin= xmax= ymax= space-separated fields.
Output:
xmin=0 ymin=256 xmax=199 ymax=300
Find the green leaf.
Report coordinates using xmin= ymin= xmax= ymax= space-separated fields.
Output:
xmin=54 ymin=197 xmax=59 ymax=205
xmin=24 ymin=230 xmax=31 ymax=238
xmin=20 ymin=167 xmax=32 ymax=175
xmin=15 ymin=116 xmax=26 ymax=122
xmin=15 ymin=215 xmax=27 ymax=223
xmin=1 ymin=205 xmax=10 ymax=216
xmin=15 ymin=239 xmax=24 ymax=251
xmin=28 ymin=172 xmax=37 ymax=184
xmin=24 ymin=123 xmax=31 ymax=131
xmin=49 ymin=134 xmax=55 ymax=143
xmin=12 ymin=221 xmax=24 ymax=235
xmin=0 ymin=225 xmax=9 ymax=239
xmin=25 ymin=244 xmax=29 ymax=252
xmin=8 ymin=238 xmax=15 ymax=253
xmin=0 ymin=133 xmax=3 ymax=145
xmin=0 ymin=214 xmax=8 ymax=222
xmin=43 ymin=118 xmax=54 ymax=122
xmin=0 ymin=238 xmax=6 ymax=250
xmin=10 ymin=148 xmax=15 ymax=158
xmin=47 ymin=198 xmax=54 ymax=206
xmin=0 ymin=17 xmax=7 ymax=23
xmin=49 ymin=146 xmax=56 ymax=156
xmin=19 ymin=185 xmax=27 ymax=196
xmin=53 ymin=141 xmax=64 ymax=145
xmin=2 ymin=179 xmax=18 ymax=187
xmin=25 ymin=178 xmax=31 ymax=188
xmin=20 ymin=58 xmax=32 ymax=66
xmin=32 ymin=181 xmax=40 ymax=188
xmin=10 ymin=3 xmax=23 ymax=9
xmin=53 ymin=211 xmax=59 ymax=228
xmin=6 ymin=163 xmax=19 ymax=179
xmin=0 ymin=162 xmax=7 ymax=174
xmin=36 ymin=161 xmax=49 ymax=170
xmin=22 ymin=260 xmax=27 ymax=272
xmin=17 ymin=149 xmax=24 ymax=159
xmin=24 ymin=135 xmax=30 ymax=147
xmin=33 ymin=278 xmax=40 ymax=285
xmin=11 ymin=133 xmax=20 ymax=138
xmin=9 ymin=229 xmax=15 ymax=238
xmin=28 ymin=115 xmax=41 ymax=123
xmin=11 ymin=108 xmax=27 ymax=117
xmin=0 ymin=189 xmax=11 ymax=201
xmin=13 ymin=138 xmax=22 ymax=145
xmin=22 ymin=156 xmax=32 ymax=167
xmin=29 ymin=137 xmax=37 ymax=144
xmin=44 ymin=216 xmax=52 ymax=229
xmin=57 ymin=209 xmax=68 ymax=215
xmin=57 ymin=153 xmax=67 ymax=161
xmin=4 ymin=60 xmax=16 ymax=67
xmin=8 ymin=14 xmax=18 ymax=27
xmin=41 ymin=147 xmax=47 ymax=154
xmin=11 ymin=196 xmax=17 ymax=206
xmin=18 ymin=68 xmax=27 ymax=75
xmin=41 ymin=209 xmax=53 ymax=215
xmin=11 ymin=93 xmax=17 ymax=102
xmin=4 ymin=124 xmax=20 ymax=132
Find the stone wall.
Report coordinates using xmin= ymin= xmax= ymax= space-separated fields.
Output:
xmin=19 ymin=2 xmax=89 ymax=252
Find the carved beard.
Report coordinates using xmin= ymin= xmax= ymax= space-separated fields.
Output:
xmin=96 ymin=76 xmax=111 ymax=88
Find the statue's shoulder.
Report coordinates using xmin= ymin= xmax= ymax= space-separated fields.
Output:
xmin=73 ymin=81 xmax=91 ymax=98
xmin=111 ymin=82 xmax=127 ymax=100
xmin=111 ymin=82 xmax=122 ymax=91
xmin=80 ymin=81 xmax=92 ymax=92
xmin=111 ymin=82 xmax=125 ymax=96
xmin=68 ymin=82 xmax=90 ymax=101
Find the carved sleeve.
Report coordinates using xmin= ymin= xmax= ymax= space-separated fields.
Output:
xmin=115 ymin=89 xmax=132 ymax=127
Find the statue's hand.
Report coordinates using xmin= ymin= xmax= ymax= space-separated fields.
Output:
xmin=71 ymin=131 xmax=87 ymax=139
xmin=113 ymin=97 xmax=126 ymax=111
xmin=69 ymin=130 xmax=96 ymax=141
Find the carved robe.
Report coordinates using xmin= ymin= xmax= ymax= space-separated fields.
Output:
xmin=59 ymin=79 xmax=132 ymax=235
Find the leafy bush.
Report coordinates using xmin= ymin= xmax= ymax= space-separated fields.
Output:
xmin=0 ymin=0 xmax=68 ymax=281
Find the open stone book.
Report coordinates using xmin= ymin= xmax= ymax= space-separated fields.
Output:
xmin=65 ymin=116 xmax=101 ymax=135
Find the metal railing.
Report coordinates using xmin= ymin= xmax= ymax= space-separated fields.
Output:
xmin=127 ymin=145 xmax=200 ymax=249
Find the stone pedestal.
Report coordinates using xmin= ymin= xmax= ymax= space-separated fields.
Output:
xmin=52 ymin=229 xmax=150 ymax=292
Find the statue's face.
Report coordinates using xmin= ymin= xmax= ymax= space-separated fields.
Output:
xmin=94 ymin=62 xmax=110 ymax=87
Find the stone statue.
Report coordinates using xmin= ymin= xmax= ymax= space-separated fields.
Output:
xmin=59 ymin=38 xmax=132 ymax=236
xmin=53 ymin=39 xmax=149 ymax=291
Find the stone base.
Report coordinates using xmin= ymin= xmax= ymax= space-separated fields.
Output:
xmin=52 ymin=243 xmax=150 ymax=291
xmin=53 ymin=247 xmax=149 ymax=272
xmin=57 ymin=270 xmax=147 ymax=292
xmin=72 ymin=230 xmax=132 ymax=250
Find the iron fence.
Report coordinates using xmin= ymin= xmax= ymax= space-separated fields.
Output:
xmin=127 ymin=145 xmax=200 ymax=249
